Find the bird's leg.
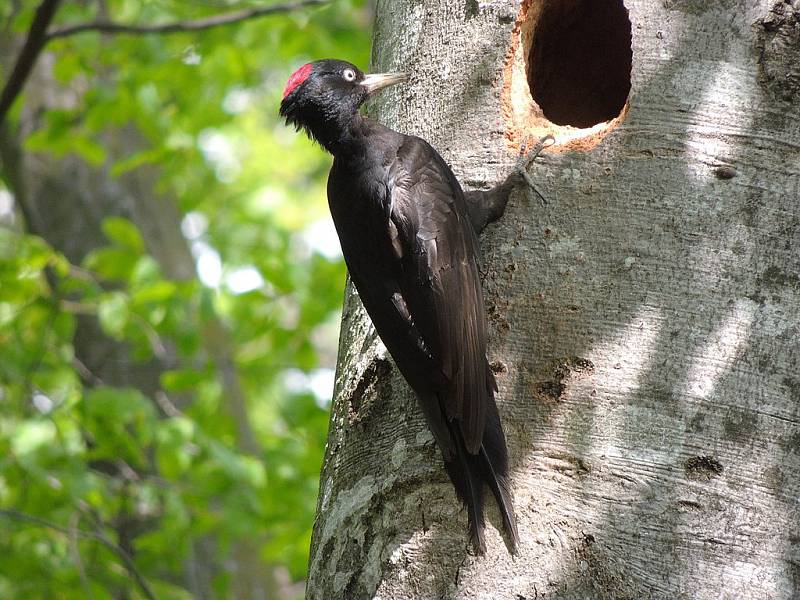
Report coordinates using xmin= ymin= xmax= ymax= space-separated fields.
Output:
xmin=465 ymin=134 xmax=554 ymax=235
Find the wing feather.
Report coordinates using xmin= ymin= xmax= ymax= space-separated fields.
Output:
xmin=388 ymin=137 xmax=488 ymax=453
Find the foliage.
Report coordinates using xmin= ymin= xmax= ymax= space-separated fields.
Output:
xmin=0 ymin=0 xmax=371 ymax=597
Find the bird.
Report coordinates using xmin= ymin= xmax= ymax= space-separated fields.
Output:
xmin=280 ymin=59 xmax=549 ymax=554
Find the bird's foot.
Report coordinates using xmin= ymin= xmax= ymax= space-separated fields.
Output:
xmin=464 ymin=134 xmax=554 ymax=235
xmin=515 ymin=134 xmax=554 ymax=206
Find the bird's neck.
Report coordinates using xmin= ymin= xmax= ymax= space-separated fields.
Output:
xmin=310 ymin=112 xmax=370 ymax=156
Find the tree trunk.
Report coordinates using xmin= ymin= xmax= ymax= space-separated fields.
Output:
xmin=306 ymin=1 xmax=800 ymax=598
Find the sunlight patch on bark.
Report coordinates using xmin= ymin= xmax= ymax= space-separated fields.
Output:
xmin=596 ymin=303 xmax=664 ymax=396
xmin=682 ymin=299 xmax=756 ymax=400
xmin=683 ymin=59 xmax=756 ymax=183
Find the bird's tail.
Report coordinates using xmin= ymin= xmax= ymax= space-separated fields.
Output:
xmin=441 ymin=398 xmax=518 ymax=554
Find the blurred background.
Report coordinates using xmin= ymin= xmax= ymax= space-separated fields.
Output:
xmin=0 ymin=1 xmax=372 ymax=597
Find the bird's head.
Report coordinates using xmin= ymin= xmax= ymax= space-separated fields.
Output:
xmin=279 ymin=59 xmax=407 ymax=149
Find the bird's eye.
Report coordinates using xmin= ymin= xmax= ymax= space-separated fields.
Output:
xmin=343 ymin=68 xmax=356 ymax=82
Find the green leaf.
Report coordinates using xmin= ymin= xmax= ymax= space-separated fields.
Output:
xmin=53 ymin=51 xmax=82 ymax=84
xmin=161 ymin=368 xmax=206 ymax=392
xmin=155 ymin=417 xmax=196 ymax=478
xmin=72 ymin=136 xmax=107 ymax=166
xmin=97 ymin=291 xmax=129 ymax=338
xmin=101 ymin=217 xmax=144 ymax=252
xmin=110 ymin=147 xmax=165 ymax=177
xmin=132 ymin=280 xmax=177 ymax=304
xmin=83 ymin=387 xmax=153 ymax=424
xmin=130 ymin=255 xmax=161 ymax=285
xmin=11 ymin=421 xmax=57 ymax=456
xmin=83 ymin=247 xmax=138 ymax=281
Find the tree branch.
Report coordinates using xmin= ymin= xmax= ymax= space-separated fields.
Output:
xmin=0 ymin=0 xmax=329 ymax=129
xmin=68 ymin=512 xmax=96 ymax=600
xmin=0 ymin=0 xmax=61 ymax=128
xmin=0 ymin=508 xmax=157 ymax=600
xmin=46 ymin=0 xmax=330 ymax=40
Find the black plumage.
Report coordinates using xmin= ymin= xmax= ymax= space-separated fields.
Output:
xmin=280 ymin=59 xmax=518 ymax=553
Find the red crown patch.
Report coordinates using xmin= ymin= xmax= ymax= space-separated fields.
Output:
xmin=283 ymin=63 xmax=313 ymax=98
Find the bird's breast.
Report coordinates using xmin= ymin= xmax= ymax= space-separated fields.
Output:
xmin=327 ymin=162 xmax=397 ymax=271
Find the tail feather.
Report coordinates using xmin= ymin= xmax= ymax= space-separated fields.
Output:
xmin=479 ymin=397 xmax=518 ymax=552
xmin=479 ymin=445 xmax=518 ymax=553
xmin=418 ymin=385 xmax=517 ymax=554
xmin=444 ymin=421 xmax=487 ymax=553
xmin=443 ymin=409 xmax=516 ymax=554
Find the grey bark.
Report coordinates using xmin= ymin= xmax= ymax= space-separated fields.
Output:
xmin=307 ymin=1 xmax=800 ymax=599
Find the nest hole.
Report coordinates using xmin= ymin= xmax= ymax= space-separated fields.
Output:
xmin=502 ymin=0 xmax=633 ymax=150
xmin=528 ymin=0 xmax=632 ymax=128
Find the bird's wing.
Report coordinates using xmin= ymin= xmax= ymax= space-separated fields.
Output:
xmin=388 ymin=136 xmax=490 ymax=454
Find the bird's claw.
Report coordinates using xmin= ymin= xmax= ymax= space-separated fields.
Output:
xmin=515 ymin=134 xmax=554 ymax=206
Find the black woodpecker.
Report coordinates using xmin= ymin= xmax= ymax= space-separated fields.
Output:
xmin=280 ymin=59 xmax=549 ymax=554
